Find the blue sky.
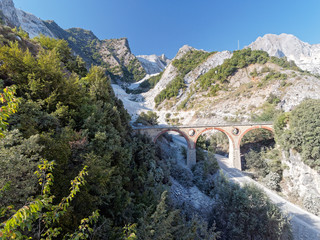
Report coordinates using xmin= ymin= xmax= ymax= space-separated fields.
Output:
xmin=14 ymin=0 xmax=320 ymax=58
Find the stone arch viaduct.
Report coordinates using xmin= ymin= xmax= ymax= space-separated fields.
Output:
xmin=133 ymin=123 xmax=273 ymax=170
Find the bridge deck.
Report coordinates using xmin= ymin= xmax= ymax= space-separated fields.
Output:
xmin=132 ymin=122 xmax=273 ymax=130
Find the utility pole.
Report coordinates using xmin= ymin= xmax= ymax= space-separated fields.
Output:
xmin=238 ymin=40 xmax=240 ymax=50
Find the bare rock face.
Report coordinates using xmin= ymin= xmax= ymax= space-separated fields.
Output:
xmin=170 ymin=178 xmax=214 ymax=220
xmin=0 ymin=0 xmax=55 ymax=38
xmin=99 ymin=38 xmax=146 ymax=82
xmin=0 ymin=0 xmax=19 ymax=26
xmin=141 ymin=45 xmax=198 ymax=109
xmin=280 ymin=75 xmax=320 ymax=111
xmin=282 ymin=150 xmax=320 ymax=215
xmin=175 ymin=44 xmax=197 ymax=59
xmin=15 ymin=9 xmax=55 ymax=38
xmin=137 ymin=54 xmax=170 ymax=75
xmin=248 ymin=33 xmax=320 ymax=75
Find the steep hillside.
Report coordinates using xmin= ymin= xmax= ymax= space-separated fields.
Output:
xmin=99 ymin=37 xmax=146 ymax=82
xmin=45 ymin=21 xmax=147 ymax=82
xmin=141 ymin=45 xmax=232 ymax=110
xmin=129 ymin=46 xmax=320 ymax=126
xmin=0 ymin=0 xmax=148 ymax=82
xmin=43 ymin=21 xmax=98 ymax=65
xmin=248 ymin=33 xmax=320 ymax=75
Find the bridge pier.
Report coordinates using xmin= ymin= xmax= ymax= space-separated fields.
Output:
xmin=232 ymin=147 xmax=242 ymax=170
xmin=187 ymin=147 xmax=196 ymax=168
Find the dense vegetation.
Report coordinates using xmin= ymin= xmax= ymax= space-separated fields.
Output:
xmin=0 ymin=27 xmax=167 ymax=238
xmin=154 ymin=50 xmax=212 ymax=106
xmin=275 ymin=99 xmax=320 ymax=170
xmin=139 ymin=71 xmax=163 ymax=91
xmin=241 ymin=129 xmax=283 ymax=191
xmin=210 ymin=176 xmax=291 ymax=240
xmin=135 ymin=111 xmax=159 ymax=126
xmin=0 ymin=25 xmax=292 ymax=239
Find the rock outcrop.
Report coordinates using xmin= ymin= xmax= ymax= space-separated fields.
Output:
xmin=282 ymin=150 xmax=320 ymax=215
xmin=0 ymin=0 xmax=55 ymax=38
xmin=137 ymin=54 xmax=170 ymax=75
xmin=0 ymin=0 xmax=19 ymax=27
xmin=98 ymin=38 xmax=146 ymax=82
xmin=248 ymin=33 xmax=320 ymax=75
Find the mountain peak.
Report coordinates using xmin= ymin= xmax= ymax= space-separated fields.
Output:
xmin=0 ymin=0 xmax=55 ymax=38
xmin=175 ymin=45 xmax=198 ymax=60
xmin=248 ymin=33 xmax=320 ymax=75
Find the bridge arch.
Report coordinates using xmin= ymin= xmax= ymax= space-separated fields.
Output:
xmin=195 ymin=127 xmax=235 ymax=148
xmin=237 ymin=126 xmax=274 ymax=170
xmin=154 ymin=129 xmax=192 ymax=149
xmin=133 ymin=123 xmax=274 ymax=170
xmin=194 ymin=127 xmax=235 ymax=165
xmin=237 ymin=126 xmax=274 ymax=147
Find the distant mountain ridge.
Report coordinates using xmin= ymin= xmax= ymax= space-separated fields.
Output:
xmin=0 ymin=0 xmax=319 ymax=83
xmin=248 ymin=33 xmax=320 ymax=75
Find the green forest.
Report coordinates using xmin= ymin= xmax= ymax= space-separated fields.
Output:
xmin=0 ymin=25 xmax=292 ymax=239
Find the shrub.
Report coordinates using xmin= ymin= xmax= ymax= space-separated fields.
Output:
xmin=303 ymin=195 xmax=320 ymax=216
xmin=275 ymin=99 xmax=320 ymax=170
xmin=210 ymin=175 xmax=292 ymax=240
xmin=135 ymin=111 xmax=159 ymax=125
xmin=263 ymin=71 xmax=287 ymax=82
xmin=263 ymin=172 xmax=281 ymax=191
xmin=244 ymin=149 xmax=269 ymax=177
xmin=192 ymin=154 xmax=219 ymax=193
xmin=270 ymin=56 xmax=301 ymax=71
xmin=251 ymin=102 xmax=282 ymax=122
xmin=170 ymin=165 xmax=194 ymax=188
xmin=250 ymin=68 xmax=258 ymax=77
xmin=267 ymin=93 xmax=281 ymax=105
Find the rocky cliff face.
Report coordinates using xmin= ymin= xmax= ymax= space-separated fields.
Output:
xmin=248 ymin=33 xmax=320 ymax=75
xmin=137 ymin=54 xmax=170 ymax=75
xmin=44 ymin=21 xmax=148 ymax=82
xmin=0 ymin=0 xmax=19 ymax=27
xmin=45 ymin=23 xmax=147 ymax=82
xmin=98 ymin=38 xmax=146 ymax=82
xmin=0 ymin=0 xmax=55 ymax=38
xmin=282 ymin=150 xmax=320 ymax=215
xmin=45 ymin=22 xmax=101 ymax=67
